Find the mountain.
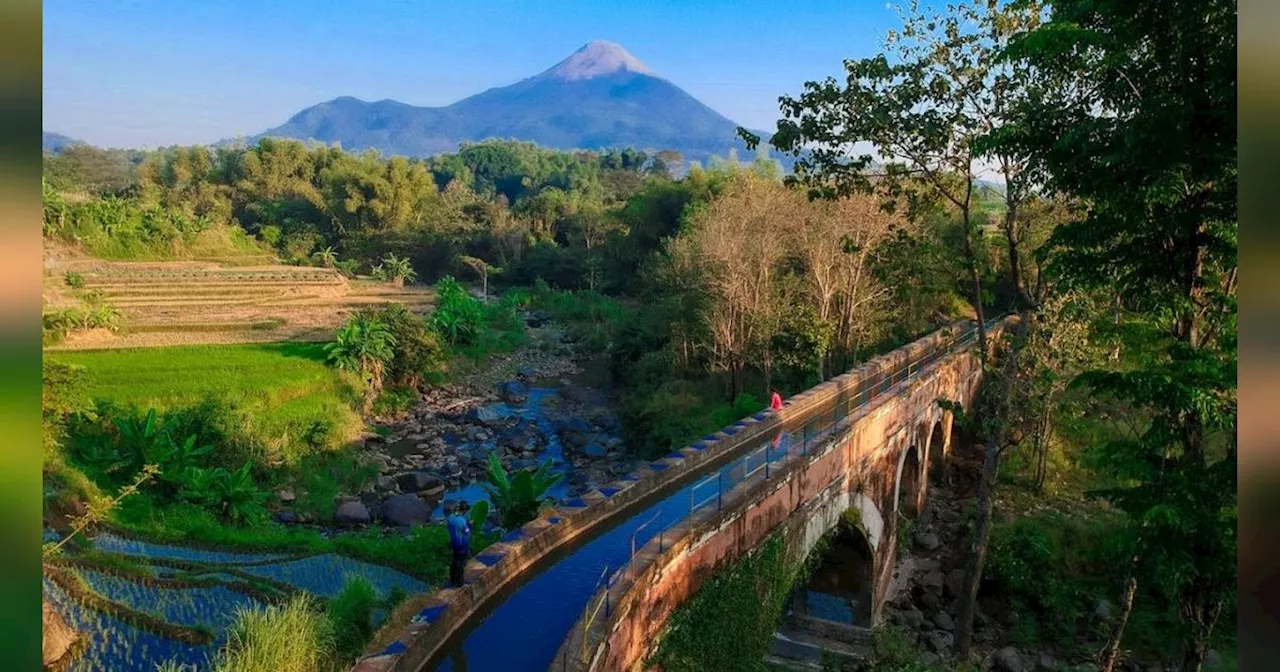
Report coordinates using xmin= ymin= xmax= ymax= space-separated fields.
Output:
xmin=43 ymin=131 xmax=86 ymax=153
xmin=239 ymin=41 xmax=780 ymax=170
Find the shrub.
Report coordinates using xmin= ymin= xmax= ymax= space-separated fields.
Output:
xmin=430 ymin=276 xmax=485 ymax=346
xmin=328 ymin=577 xmax=378 ymax=661
xmin=357 ymin=304 xmax=444 ymax=389
xmin=213 ymin=595 xmax=336 ymax=672
xmin=63 ymin=271 xmax=85 ymax=288
xmin=326 ymin=314 xmax=397 ymax=410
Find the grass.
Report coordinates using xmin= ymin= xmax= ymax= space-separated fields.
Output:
xmin=211 ymin=595 xmax=337 ymax=672
xmin=47 ymin=342 xmax=364 ymax=458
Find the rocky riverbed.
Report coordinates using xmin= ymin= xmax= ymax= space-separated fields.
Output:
xmin=279 ymin=310 xmax=641 ymax=531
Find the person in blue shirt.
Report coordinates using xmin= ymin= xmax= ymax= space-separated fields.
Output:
xmin=447 ymin=501 xmax=472 ymax=587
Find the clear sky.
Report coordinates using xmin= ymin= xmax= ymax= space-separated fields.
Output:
xmin=43 ymin=0 xmax=902 ymax=149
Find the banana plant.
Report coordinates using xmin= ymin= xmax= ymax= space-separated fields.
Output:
xmin=480 ymin=452 xmax=562 ymax=528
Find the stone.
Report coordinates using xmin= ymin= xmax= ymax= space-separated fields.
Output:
xmin=381 ymin=494 xmax=431 ymax=527
xmin=945 ymin=568 xmax=966 ymax=599
xmin=420 ymin=484 xmax=446 ymax=504
xmin=919 ymin=590 xmax=941 ymax=611
xmin=43 ymin=598 xmax=77 ymax=666
xmin=920 ymin=570 xmax=945 ymax=591
xmin=993 ymin=646 xmax=1026 ymax=672
xmin=276 ymin=488 xmax=296 ymax=503
xmin=933 ymin=611 xmax=955 ymax=631
xmin=334 ymin=501 xmax=371 ymax=526
xmin=901 ymin=607 xmax=926 ymax=629
xmin=1036 ymin=652 xmax=1057 ymax=671
xmin=914 ymin=529 xmax=941 ymax=552
xmin=375 ymin=475 xmax=397 ymax=492
xmin=498 ymin=380 xmax=529 ymax=404
xmin=464 ymin=406 xmax=503 ymax=424
xmin=272 ymin=510 xmax=299 ymax=524
xmin=396 ymin=471 xmax=441 ymax=493
xmin=583 ymin=442 xmax=608 ymax=458
xmin=1094 ymin=598 xmax=1114 ymax=621
xmin=924 ymin=630 xmax=954 ymax=654
xmin=517 ymin=366 xmax=538 ymax=381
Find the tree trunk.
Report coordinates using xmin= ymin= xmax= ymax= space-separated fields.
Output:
xmin=1033 ymin=396 xmax=1054 ymax=491
xmin=960 ymin=221 xmax=989 ymax=360
xmin=1002 ymin=207 xmax=1033 ymax=310
xmin=953 ymin=438 xmax=1000 ymax=659
xmin=1100 ymin=572 xmax=1138 ymax=672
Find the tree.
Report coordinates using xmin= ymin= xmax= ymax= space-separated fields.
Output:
xmin=313 ymin=246 xmax=337 ymax=268
xmin=377 ymin=253 xmax=417 ymax=287
xmin=326 ymin=315 xmax=397 ymax=411
xmin=457 ymin=255 xmax=498 ymax=302
xmin=1002 ymin=1 xmax=1237 ymax=669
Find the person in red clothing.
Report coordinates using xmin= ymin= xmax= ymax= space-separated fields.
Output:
xmin=770 ymin=390 xmax=784 ymax=411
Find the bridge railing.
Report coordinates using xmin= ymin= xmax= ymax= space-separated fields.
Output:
xmin=560 ymin=318 xmax=997 ymax=670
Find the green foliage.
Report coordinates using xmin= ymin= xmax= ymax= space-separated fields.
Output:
xmin=481 ymin=452 xmax=561 ymax=529
xmin=328 ymin=577 xmax=378 ymax=661
xmin=357 ymin=304 xmax=445 ymax=390
xmin=650 ymin=532 xmax=806 ymax=672
xmin=63 ymin=271 xmax=85 ymax=288
xmin=212 ymin=595 xmax=337 ymax=672
xmin=430 ymin=276 xmax=486 ymax=346
xmin=468 ymin=499 xmax=490 ymax=531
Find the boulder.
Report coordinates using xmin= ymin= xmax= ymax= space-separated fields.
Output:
xmin=582 ymin=442 xmax=608 ymax=458
xmin=924 ymin=630 xmax=954 ymax=654
xmin=276 ymin=488 xmax=296 ymax=503
xmin=498 ymin=380 xmax=529 ymax=404
xmin=43 ymin=598 xmax=77 ymax=667
xmin=396 ymin=471 xmax=441 ymax=493
xmin=914 ymin=529 xmax=942 ymax=552
xmin=464 ymin=406 xmax=503 ymax=424
xmin=920 ymin=570 xmax=945 ymax=591
xmin=901 ymin=607 xmax=926 ymax=629
xmin=272 ymin=510 xmax=299 ymax=524
xmin=933 ymin=611 xmax=955 ymax=631
xmin=375 ymin=475 xmax=397 ymax=492
xmin=993 ymin=646 xmax=1026 ymax=672
xmin=421 ymin=484 xmax=446 ymax=505
xmin=334 ymin=501 xmax=371 ymax=526
xmin=517 ymin=366 xmax=538 ymax=381
xmin=381 ymin=494 xmax=431 ymax=527
xmin=1036 ymin=652 xmax=1058 ymax=671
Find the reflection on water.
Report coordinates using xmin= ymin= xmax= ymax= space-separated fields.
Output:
xmin=798 ymin=519 xmax=874 ymax=627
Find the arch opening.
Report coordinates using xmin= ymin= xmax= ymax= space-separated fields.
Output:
xmin=896 ymin=445 xmax=922 ymax=520
xmin=791 ymin=511 xmax=875 ymax=629
xmin=928 ymin=420 xmax=947 ymax=487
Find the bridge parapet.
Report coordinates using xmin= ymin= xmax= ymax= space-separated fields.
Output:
xmin=356 ymin=320 xmax=993 ymax=672
xmin=554 ymin=317 xmax=1015 ymax=672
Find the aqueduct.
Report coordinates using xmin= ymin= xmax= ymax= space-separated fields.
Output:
xmin=355 ymin=317 xmax=1011 ymax=672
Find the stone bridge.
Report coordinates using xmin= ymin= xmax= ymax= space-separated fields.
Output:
xmin=354 ymin=318 xmax=1010 ymax=672
xmin=556 ymin=317 xmax=1011 ymax=671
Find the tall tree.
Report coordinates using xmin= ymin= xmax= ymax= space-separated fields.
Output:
xmin=1003 ymin=1 xmax=1237 ymax=670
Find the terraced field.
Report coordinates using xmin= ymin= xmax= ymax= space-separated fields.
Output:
xmin=45 ymin=255 xmax=434 ymax=350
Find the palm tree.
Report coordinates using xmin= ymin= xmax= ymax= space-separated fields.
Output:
xmin=380 ymin=254 xmax=416 ymax=288
xmin=313 ymin=246 xmax=338 ymax=268
xmin=326 ymin=315 xmax=397 ymax=410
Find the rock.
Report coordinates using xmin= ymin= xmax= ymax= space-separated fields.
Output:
xmin=464 ymin=406 xmax=503 ymax=424
xmin=920 ymin=570 xmax=945 ymax=591
xmin=933 ymin=611 xmax=955 ymax=631
xmin=381 ymin=494 xmax=431 ymax=527
xmin=1094 ymin=598 xmax=1114 ymax=621
xmin=272 ymin=510 xmax=299 ymax=524
xmin=914 ymin=529 xmax=941 ymax=552
xmin=919 ymin=590 xmax=941 ymax=612
xmin=945 ymin=568 xmax=966 ymax=599
xmin=582 ymin=442 xmax=608 ymax=458
xmin=498 ymin=380 xmax=529 ymax=404
xmin=924 ymin=630 xmax=954 ymax=654
xmin=901 ymin=607 xmax=926 ymax=629
xmin=559 ymin=386 xmax=589 ymax=404
xmin=375 ymin=475 xmax=397 ymax=492
xmin=1036 ymin=652 xmax=1057 ymax=671
xmin=334 ymin=501 xmax=371 ymax=526
xmin=43 ymin=598 xmax=77 ymax=666
xmin=993 ymin=646 xmax=1026 ymax=672
xmin=420 ymin=484 xmax=446 ymax=504
xmin=396 ymin=471 xmax=441 ymax=493
xmin=276 ymin=488 xmax=296 ymax=503
xmin=517 ymin=366 xmax=537 ymax=381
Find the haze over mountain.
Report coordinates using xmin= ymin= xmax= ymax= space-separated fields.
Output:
xmin=42 ymin=131 xmax=86 ymax=153
xmin=236 ymin=41 xmax=780 ymax=169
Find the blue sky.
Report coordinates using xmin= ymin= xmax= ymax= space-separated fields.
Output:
xmin=43 ymin=0 xmax=901 ymax=149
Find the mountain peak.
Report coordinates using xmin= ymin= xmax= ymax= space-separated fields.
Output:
xmin=539 ymin=40 xmax=655 ymax=81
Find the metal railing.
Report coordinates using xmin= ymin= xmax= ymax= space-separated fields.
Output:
xmin=565 ymin=319 xmax=994 ymax=667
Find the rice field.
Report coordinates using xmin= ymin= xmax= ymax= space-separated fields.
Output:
xmin=44 ymin=256 xmax=434 ymax=350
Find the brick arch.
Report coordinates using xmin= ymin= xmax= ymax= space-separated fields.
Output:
xmin=927 ymin=418 xmax=949 ymax=486
xmin=892 ymin=443 xmax=923 ymax=519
